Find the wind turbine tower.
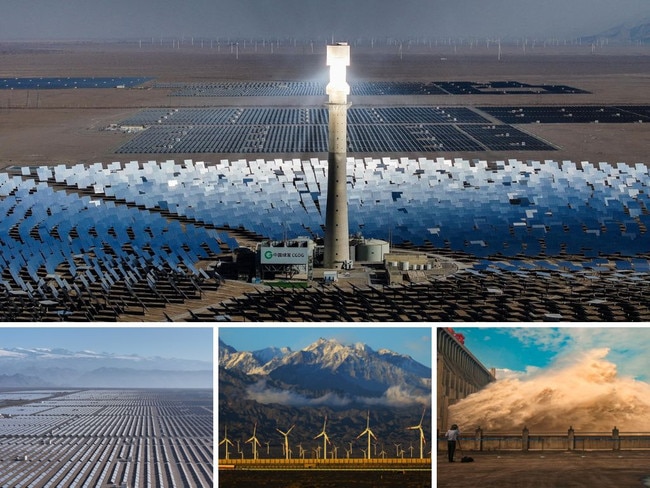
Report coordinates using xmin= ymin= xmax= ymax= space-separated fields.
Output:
xmin=277 ymin=425 xmax=295 ymax=460
xmin=324 ymin=42 xmax=351 ymax=269
xmin=246 ymin=422 xmax=262 ymax=459
xmin=314 ymin=416 xmax=331 ymax=460
xmin=356 ymin=411 xmax=376 ymax=459
xmin=407 ymin=407 xmax=427 ymax=459
xmin=219 ymin=425 xmax=233 ymax=460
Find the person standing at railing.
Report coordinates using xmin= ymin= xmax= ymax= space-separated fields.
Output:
xmin=445 ymin=424 xmax=461 ymax=462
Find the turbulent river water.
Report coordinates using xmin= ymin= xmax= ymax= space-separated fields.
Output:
xmin=450 ymin=348 xmax=650 ymax=432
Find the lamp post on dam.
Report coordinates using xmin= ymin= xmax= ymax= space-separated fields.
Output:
xmin=324 ymin=42 xmax=351 ymax=270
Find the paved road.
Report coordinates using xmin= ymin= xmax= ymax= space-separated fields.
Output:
xmin=437 ymin=451 xmax=650 ymax=488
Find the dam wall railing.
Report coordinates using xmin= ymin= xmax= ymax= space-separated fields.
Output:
xmin=438 ymin=427 xmax=650 ymax=452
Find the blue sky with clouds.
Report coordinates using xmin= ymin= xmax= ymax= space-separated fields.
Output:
xmin=452 ymin=326 xmax=650 ymax=382
xmin=219 ymin=326 xmax=432 ymax=368
xmin=0 ymin=327 xmax=213 ymax=363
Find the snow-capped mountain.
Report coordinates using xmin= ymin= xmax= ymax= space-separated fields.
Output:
xmin=0 ymin=347 xmax=212 ymax=388
xmin=219 ymin=337 xmax=431 ymax=403
xmin=218 ymin=338 xmax=432 ymax=451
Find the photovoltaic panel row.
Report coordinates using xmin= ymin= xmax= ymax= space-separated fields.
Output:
xmin=115 ymin=107 xmax=552 ymax=154
xmin=161 ymin=81 xmax=324 ymax=97
xmin=115 ymin=125 xmax=330 ymax=154
xmin=237 ymin=108 xmax=328 ymax=125
xmin=0 ymin=77 xmax=151 ymax=89
xmin=119 ymin=108 xmax=240 ymax=127
xmin=435 ymin=81 xmax=589 ymax=95
xmin=479 ymin=106 xmax=650 ymax=124
xmin=157 ymin=81 xmax=586 ymax=97
xmin=118 ymin=123 xmax=491 ymax=153
xmin=347 ymin=107 xmax=489 ymax=124
xmin=348 ymin=124 xmax=485 ymax=152
xmin=120 ymin=107 xmax=489 ymax=127
xmin=459 ymin=125 xmax=556 ymax=151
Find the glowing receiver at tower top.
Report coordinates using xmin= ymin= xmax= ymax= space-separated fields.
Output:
xmin=326 ymin=43 xmax=350 ymax=102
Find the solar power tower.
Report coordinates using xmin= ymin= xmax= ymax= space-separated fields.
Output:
xmin=324 ymin=43 xmax=351 ymax=269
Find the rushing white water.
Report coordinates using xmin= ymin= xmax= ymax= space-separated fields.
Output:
xmin=449 ymin=348 xmax=650 ymax=432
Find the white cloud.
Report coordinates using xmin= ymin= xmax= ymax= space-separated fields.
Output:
xmin=361 ymin=385 xmax=430 ymax=407
xmin=502 ymin=327 xmax=650 ymax=382
xmin=0 ymin=349 xmax=26 ymax=358
xmin=246 ymin=380 xmax=429 ymax=408
xmin=246 ymin=380 xmax=351 ymax=407
xmin=506 ymin=328 xmax=570 ymax=351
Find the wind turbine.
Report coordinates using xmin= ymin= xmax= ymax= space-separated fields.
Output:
xmin=218 ymin=425 xmax=233 ymax=460
xmin=392 ymin=443 xmax=399 ymax=457
xmin=356 ymin=411 xmax=376 ymax=459
xmin=246 ymin=422 xmax=261 ymax=459
xmin=407 ymin=407 xmax=427 ymax=459
xmin=314 ymin=416 xmax=331 ymax=460
xmin=276 ymin=425 xmax=295 ymax=460
xmin=379 ymin=444 xmax=387 ymax=459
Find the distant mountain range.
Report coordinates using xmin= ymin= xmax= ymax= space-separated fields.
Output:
xmin=218 ymin=338 xmax=431 ymax=455
xmin=582 ymin=17 xmax=650 ymax=44
xmin=219 ymin=337 xmax=431 ymax=405
xmin=0 ymin=347 xmax=212 ymax=389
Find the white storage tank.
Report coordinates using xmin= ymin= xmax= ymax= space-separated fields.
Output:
xmin=355 ymin=239 xmax=390 ymax=262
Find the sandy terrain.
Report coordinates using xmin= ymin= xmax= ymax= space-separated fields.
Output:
xmin=1 ymin=41 xmax=649 ymax=168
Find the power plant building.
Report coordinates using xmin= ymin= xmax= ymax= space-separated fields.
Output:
xmin=437 ymin=328 xmax=495 ymax=433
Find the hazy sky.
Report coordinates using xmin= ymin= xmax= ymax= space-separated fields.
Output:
xmin=0 ymin=326 xmax=213 ymax=362
xmin=453 ymin=326 xmax=650 ymax=382
xmin=0 ymin=0 xmax=648 ymax=41
xmin=219 ymin=326 xmax=432 ymax=367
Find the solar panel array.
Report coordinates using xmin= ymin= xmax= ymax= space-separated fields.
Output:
xmin=0 ymin=389 xmax=212 ymax=487
xmin=436 ymin=81 xmax=588 ymax=95
xmin=44 ymin=157 xmax=650 ymax=263
xmin=115 ymin=107 xmax=555 ymax=154
xmin=479 ymin=106 xmax=650 ymax=124
xmin=0 ymin=166 xmax=236 ymax=320
xmin=3 ymin=156 xmax=650 ymax=320
xmin=153 ymin=81 xmax=587 ymax=97
xmin=0 ymin=77 xmax=151 ymax=89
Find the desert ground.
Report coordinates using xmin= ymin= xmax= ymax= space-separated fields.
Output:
xmin=1 ymin=40 xmax=649 ymax=168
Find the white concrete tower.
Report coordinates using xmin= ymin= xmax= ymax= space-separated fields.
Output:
xmin=324 ymin=43 xmax=351 ymax=269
